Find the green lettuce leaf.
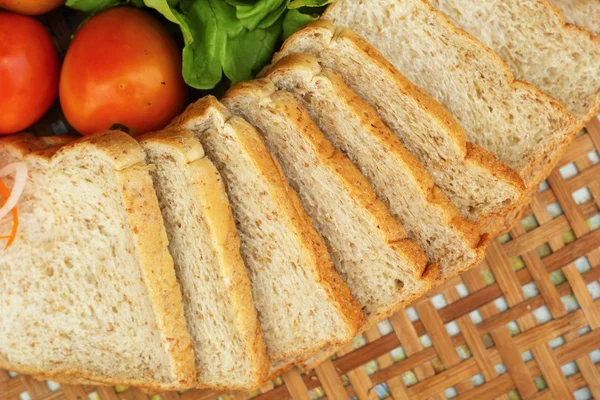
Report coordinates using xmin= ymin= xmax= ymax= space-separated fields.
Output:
xmin=181 ymin=0 xmax=238 ymax=88
xmin=257 ymin=0 xmax=288 ymax=29
xmin=65 ymin=0 xmax=121 ymax=12
xmin=223 ymin=19 xmax=282 ymax=83
xmin=143 ymin=0 xmax=180 ymax=23
xmin=282 ymin=8 xmax=317 ymax=39
xmin=225 ymin=0 xmax=287 ymax=30
xmin=288 ymin=0 xmax=333 ymax=8
xmin=142 ymin=0 xmax=194 ymax=42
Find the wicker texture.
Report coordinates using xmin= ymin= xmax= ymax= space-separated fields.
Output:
xmin=2 ymin=118 xmax=599 ymax=400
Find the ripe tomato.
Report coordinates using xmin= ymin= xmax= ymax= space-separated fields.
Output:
xmin=60 ymin=7 xmax=187 ymax=136
xmin=0 ymin=12 xmax=60 ymax=135
xmin=0 ymin=0 xmax=64 ymax=15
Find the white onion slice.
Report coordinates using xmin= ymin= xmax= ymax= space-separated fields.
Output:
xmin=0 ymin=162 xmax=28 ymax=221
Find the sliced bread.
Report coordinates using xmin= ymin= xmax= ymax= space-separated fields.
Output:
xmin=323 ymin=0 xmax=578 ymax=193
xmin=222 ymin=80 xmax=437 ymax=327
xmin=548 ymin=0 xmax=600 ymax=37
xmin=271 ymin=21 xmax=525 ymax=228
xmin=429 ymin=0 xmax=600 ymax=123
xmin=170 ymin=97 xmax=364 ymax=376
xmin=262 ymin=54 xmax=488 ymax=282
xmin=138 ymin=128 xmax=269 ymax=390
xmin=0 ymin=132 xmax=196 ymax=391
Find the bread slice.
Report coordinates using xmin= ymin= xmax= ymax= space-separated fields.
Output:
xmin=138 ymin=128 xmax=270 ymax=390
xmin=223 ymin=80 xmax=437 ymax=327
xmin=0 ymin=132 xmax=196 ymax=391
xmin=262 ymin=54 xmax=487 ymax=283
xmin=170 ymin=96 xmax=364 ymax=377
xmin=323 ymin=0 xmax=578 ymax=194
xmin=547 ymin=0 xmax=600 ymax=37
xmin=429 ymin=0 xmax=600 ymax=123
xmin=272 ymin=21 xmax=525 ymax=229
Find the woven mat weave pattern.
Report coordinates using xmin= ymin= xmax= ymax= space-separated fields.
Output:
xmin=2 ymin=117 xmax=599 ymax=400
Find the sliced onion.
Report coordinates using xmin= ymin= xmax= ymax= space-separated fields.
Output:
xmin=0 ymin=162 xmax=28 ymax=221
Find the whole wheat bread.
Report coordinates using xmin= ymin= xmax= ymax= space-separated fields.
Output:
xmin=170 ymin=97 xmax=364 ymax=377
xmin=262 ymin=54 xmax=488 ymax=282
xmin=548 ymin=0 xmax=600 ymax=37
xmin=138 ymin=128 xmax=270 ymax=390
xmin=323 ymin=0 xmax=578 ymax=190
xmin=272 ymin=21 xmax=525 ymax=229
xmin=222 ymin=80 xmax=438 ymax=327
xmin=0 ymin=132 xmax=196 ymax=391
xmin=430 ymin=0 xmax=600 ymax=123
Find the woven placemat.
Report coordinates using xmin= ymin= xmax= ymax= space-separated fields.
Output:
xmin=2 ymin=117 xmax=599 ymax=400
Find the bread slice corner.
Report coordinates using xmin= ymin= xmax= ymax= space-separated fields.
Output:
xmin=430 ymin=0 xmax=600 ymax=123
xmin=323 ymin=0 xmax=580 ymax=231
xmin=137 ymin=127 xmax=271 ymax=390
xmin=223 ymin=78 xmax=437 ymax=325
xmin=171 ymin=95 xmax=365 ymax=376
xmin=273 ymin=20 xmax=526 ymax=230
xmin=261 ymin=53 xmax=490 ymax=283
xmin=0 ymin=131 xmax=196 ymax=391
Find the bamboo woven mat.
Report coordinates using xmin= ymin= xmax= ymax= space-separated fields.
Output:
xmin=1 ymin=117 xmax=599 ymax=400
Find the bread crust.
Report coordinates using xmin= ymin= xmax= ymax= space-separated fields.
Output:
xmin=0 ymin=131 xmax=196 ymax=392
xmin=263 ymin=54 xmax=488 ymax=280
xmin=138 ymin=128 xmax=271 ymax=390
xmin=433 ymin=0 xmax=600 ymax=123
xmin=223 ymin=80 xmax=434 ymax=320
xmin=547 ymin=0 xmax=600 ymax=39
xmin=273 ymin=21 xmax=525 ymax=228
xmin=322 ymin=1 xmax=579 ymax=197
xmin=172 ymin=97 xmax=365 ymax=363
xmin=298 ymin=262 xmax=441 ymax=371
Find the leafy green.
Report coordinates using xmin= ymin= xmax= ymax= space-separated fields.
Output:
xmin=142 ymin=0 xmax=194 ymax=42
xmin=256 ymin=0 xmax=288 ymax=29
xmin=224 ymin=19 xmax=282 ymax=83
xmin=226 ymin=0 xmax=287 ymax=30
xmin=143 ymin=0 xmax=180 ymax=23
xmin=66 ymin=0 xmax=334 ymax=89
xmin=180 ymin=0 xmax=231 ymax=88
xmin=65 ymin=0 xmax=121 ymax=12
xmin=282 ymin=8 xmax=317 ymax=39
xmin=288 ymin=0 xmax=333 ymax=8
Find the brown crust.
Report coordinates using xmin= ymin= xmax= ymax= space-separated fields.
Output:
xmin=0 ymin=131 xmax=196 ymax=391
xmin=224 ymin=80 xmax=428 ymax=274
xmin=263 ymin=53 xmax=486 ymax=277
xmin=223 ymin=79 xmax=433 ymax=319
xmin=324 ymin=1 xmax=579 ymax=193
xmin=0 ymin=133 xmax=71 ymax=155
xmin=299 ymin=262 xmax=442 ymax=371
xmin=498 ymin=116 xmax=584 ymax=234
xmin=172 ymin=97 xmax=365 ymax=363
xmin=472 ymin=0 xmax=600 ymax=123
xmin=464 ymin=142 xmax=526 ymax=197
xmin=273 ymin=21 xmax=525 ymax=224
xmin=38 ymin=135 xmax=78 ymax=148
xmin=138 ymin=128 xmax=271 ymax=390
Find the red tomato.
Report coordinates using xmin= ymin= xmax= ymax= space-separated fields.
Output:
xmin=0 ymin=12 xmax=59 ymax=135
xmin=0 ymin=0 xmax=64 ymax=15
xmin=60 ymin=7 xmax=187 ymax=136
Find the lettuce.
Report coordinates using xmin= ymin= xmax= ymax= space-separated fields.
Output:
xmin=282 ymin=8 xmax=317 ymax=39
xmin=65 ymin=0 xmax=122 ymax=12
xmin=67 ymin=0 xmax=330 ymax=89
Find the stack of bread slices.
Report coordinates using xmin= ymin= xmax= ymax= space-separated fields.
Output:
xmin=0 ymin=0 xmax=598 ymax=392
